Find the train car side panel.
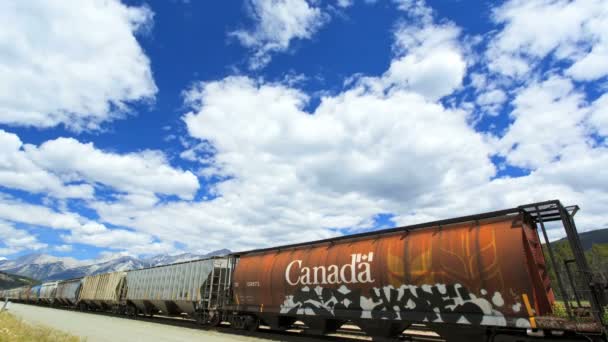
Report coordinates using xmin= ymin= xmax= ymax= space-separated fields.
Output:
xmin=39 ymin=281 xmax=59 ymax=305
xmin=56 ymin=278 xmax=82 ymax=306
xmin=125 ymin=258 xmax=220 ymax=315
xmin=79 ymin=271 xmax=126 ymax=309
xmin=233 ymin=214 xmax=548 ymax=329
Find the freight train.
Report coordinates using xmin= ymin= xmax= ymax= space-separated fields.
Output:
xmin=2 ymin=200 xmax=607 ymax=341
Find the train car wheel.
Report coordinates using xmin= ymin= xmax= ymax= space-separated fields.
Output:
xmin=243 ymin=316 xmax=259 ymax=332
xmin=209 ymin=312 xmax=221 ymax=327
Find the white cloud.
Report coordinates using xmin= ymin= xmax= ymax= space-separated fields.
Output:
xmin=82 ymin=10 xmax=484 ymax=252
xmin=61 ymin=226 xmax=153 ymax=250
xmin=0 ymin=220 xmax=47 ymax=256
xmin=346 ymin=0 xmax=467 ymax=101
xmin=230 ymin=0 xmax=329 ymax=69
xmin=0 ymin=0 xmax=157 ymax=131
xmin=0 ymin=130 xmax=94 ymax=198
xmin=497 ymin=76 xmax=589 ymax=169
xmin=336 ymin=0 xmax=353 ymax=8
xmin=477 ymin=89 xmax=507 ymax=106
xmin=476 ymin=89 xmax=507 ymax=116
xmin=394 ymin=0 xmax=433 ymax=21
xmin=184 ymin=76 xmax=493 ymax=202
xmin=0 ymin=129 xmax=198 ymax=200
xmin=589 ymin=93 xmax=608 ymax=137
xmin=0 ymin=195 xmax=166 ymax=255
xmin=54 ymin=244 xmax=73 ymax=252
xmin=102 ymin=67 xmax=608 ymax=253
xmin=127 ymin=66 xmax=492 ymax=251
xmin=487 ymin=0 xmax=608 ymax=80
xmin=383 ymin=21 xmax=466 ymax=100
xmin=0 ymin=128 xmax=199 ymax=255
xmin=25 ymin=137 xmax=200 ymax=200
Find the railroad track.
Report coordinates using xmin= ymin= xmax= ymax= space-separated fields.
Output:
xmin=19 ymin=302 xmax=445 ymax=342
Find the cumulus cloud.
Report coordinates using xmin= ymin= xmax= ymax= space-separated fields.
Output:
xmin=347 ymin=0 xmax=467 ymax=101
xmin=589 ymin=94 xmax=608 ymax=137
xmin=476 ymin=89 xmax=507 ymax=116
xmin=183 ymin=77 xmax=493 ymax=203
xmin=83 ymin=4 xmax=483 ymax=252
xmin=0 ymin=130 xmax=94 ymax=199
xmin=487 ymin=0 xmax=608 ymax=80
xmin=25 ymin=137 xmax=200 ymax=200
xmin=383 ymin=21 xmax=466 ymax=100
xmin=230 ymin=0 xmax=329 ymax=69
xmin=117 ymin=42 xmax=489 ymax=252
xmin=0 ymin=0 xmax=157 ymax=131
xmin=0 ymin=220 xmax=47 ymax=256
xmin=497 ymin=76 xmax=589 ymax=169
xmin=0 ymin=195 xmax=167 ymax=255
xmin=0 ymin=130 xmax=198 ymax=256
xmin=0 ymin=130 xmax=199 ymax=200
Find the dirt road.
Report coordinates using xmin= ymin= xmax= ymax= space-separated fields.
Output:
xmin=6 ymin=303 xmax=324 ymax=342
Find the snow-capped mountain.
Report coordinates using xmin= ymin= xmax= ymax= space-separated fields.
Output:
xmin=46 ymin=256 xmax=149 ymax=281
xmin=143 ymin=249 xmax=231 ymax=266
xmin=0 ymin=249 xmax=231 ymax=281
xmin=0 ymin=254 xmax=89 ymax=281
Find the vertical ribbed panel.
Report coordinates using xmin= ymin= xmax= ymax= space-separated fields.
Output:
xmin=39 ymin=281 xmax=59 ymax=300
xmin=125 ymin=258 xmax=220 ymax=302
xmin=80 ymin=271 xmax=126 ymax=303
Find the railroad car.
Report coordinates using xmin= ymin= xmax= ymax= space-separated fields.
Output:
xmin=4 ymin=287 xmax=17 ymax=302
xmin=28 ymin=284 xmax=41 ymax=303
xmin=220 ymin=201 xmax=607 ymax=341
xmin=78 ymin=271 xmax=126 ymax=311
xmin=39 ymin=281 xmax=59 ymax=306
xmin=230 ymin=213 xmax=543 ymax=339
xmin=10 ymin=286 xmax=27 ymax=302
xmin=16 ymin=286 xmax=28 ymax=302
xmin=124 ymin=257 xmax=230 ymax=317
xmin=55 ymin=278 xmax=82 ymax=306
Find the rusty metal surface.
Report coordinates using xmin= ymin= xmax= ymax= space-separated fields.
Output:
xmin=233 ymin=214 xmax=553 ymax=329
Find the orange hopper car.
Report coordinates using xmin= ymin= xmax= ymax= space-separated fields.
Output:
xmin=230 ymin=201 xmax=606 ymax=340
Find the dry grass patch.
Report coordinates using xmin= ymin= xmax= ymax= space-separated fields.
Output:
xmin=0 ymin=311 xmax=82 ymax=342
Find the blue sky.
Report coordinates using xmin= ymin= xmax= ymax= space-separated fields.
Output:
xmin=0 ymin=0 xmax=607 ymax=261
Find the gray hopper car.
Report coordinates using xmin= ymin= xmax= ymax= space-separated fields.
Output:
xmin=55 ymin=278 xmax=82 ymax=306
xmin=125 ymin=257 xmax=230 ymax=316
xmin=38 ymin=281 xmax=58 ymax=305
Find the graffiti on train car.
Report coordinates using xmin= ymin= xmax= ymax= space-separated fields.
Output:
xmin=280 ymin=283 xmax=525 ymax=327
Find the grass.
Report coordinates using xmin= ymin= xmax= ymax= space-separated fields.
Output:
xmin=0 ymin=311 xmax=82 ymax=342
xmin=552 ymin=301 xmax=608 ymax=323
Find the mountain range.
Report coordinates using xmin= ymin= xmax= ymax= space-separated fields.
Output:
xmin=557 ymin=227 xmax=608 ymax=250
xmin=0 ymin=249 xmax=230 ymax=281
xmin=0 ymin=271 xmax=38 ymax=290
